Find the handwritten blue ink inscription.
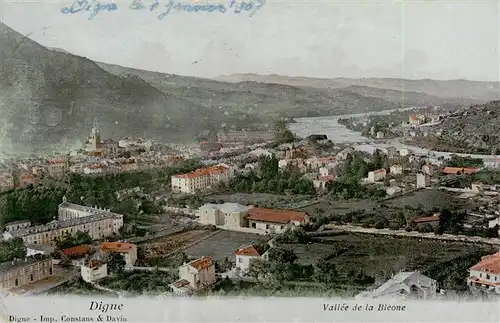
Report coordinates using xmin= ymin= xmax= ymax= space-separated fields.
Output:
xmin=61 ymin=0 xmax=118 ymax=20
xmin=62 ymin=0 xmax=266 ymax=20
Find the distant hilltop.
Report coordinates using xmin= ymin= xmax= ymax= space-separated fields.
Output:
xmin=214 ymin=74 xmax=500 ymax=102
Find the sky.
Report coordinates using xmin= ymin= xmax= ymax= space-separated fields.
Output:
xmin=1 ymin=0 xmax=499 ymax=81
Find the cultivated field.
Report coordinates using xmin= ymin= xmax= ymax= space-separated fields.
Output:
xmin=280 ymin=233 xmax=495 ymax=284
xmin=182 ymin=230 xmax=270 ymax=261
xmin=140 ymin=229 xmax=215 ymax=259
xmin=385 ymin=189 xmax=471 ymax=211
xmin=299 ymin=199 xmax=377 ymax=215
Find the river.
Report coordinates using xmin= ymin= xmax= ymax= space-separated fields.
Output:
xmin=289 ymin=108 xmax=497 ymax=161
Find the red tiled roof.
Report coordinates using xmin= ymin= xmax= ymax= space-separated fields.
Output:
xmin=471 ymin=252 xmax=500 ymax=274
xmin=247 ymin=207 xmax=308 ymax=224
xmin=234 ymin=245 xmax=267 ymax=257
xmin=187 ymin=256 xmax=213 ymax=271
xmin=100 ymin=242 xmax=135 ymax=253
xmin=317 ymin=175 xmax=334 ymax=182
xmin=374 ymin=169 xmax=386 ymax=173
xmin=442 ymin=167 xmax=479 ymax=175
xmin=412 ymin=215 xmax=440 ymax=224
xmin=173 ymin=165 xmax=229 ymax=179
xmin=62 ymin=244 xmax=93 ymax=257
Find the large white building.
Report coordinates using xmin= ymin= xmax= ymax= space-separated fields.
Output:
xmin=467 ymin=252 xmax=500 ymax=294
xmin=171 ymin=164 xmax=232 ymax=194
xmin=58 ymin=196 xmax=112 ymax=221
xmin=367 ymin=169 xmax=387 ymax=182
xmin=2 ymin=197 xmax=123 ymax=246
xmin=197 ymin=203 xmax=252 ymax=228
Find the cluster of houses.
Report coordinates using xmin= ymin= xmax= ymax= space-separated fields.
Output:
xmin=408 ymin=113 xmax=442 ymax=126
xmin=0 ymin=123 xmax=189 ymax=191
xmin=0 ymin=198 xmax=126 ymax=293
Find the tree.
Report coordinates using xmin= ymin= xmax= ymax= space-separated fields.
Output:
xmin=268 ymin=247 xmax=298 ymax=264
xmin=60 ymin=255 xmax=73 ymax=267
xmin=0 ymin=238 xmax=27 ymax=262
xmin=107 ymin=252 xmax=126 ymax=274
xmin=313 ymin=259 xmax=338 ymax=285
xmin=248 ymin=258 xmax=269 ymax=281
xmin=274 ymin=119 xmax=295 ymax=143
xmin=55 ymin=231 xmax=92 ymax=249
xmin=267 ymin=247 xmax=299 ymax=284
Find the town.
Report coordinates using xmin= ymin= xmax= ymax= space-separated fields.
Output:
xmin=2 ymin=107 xmax=500 ymax=300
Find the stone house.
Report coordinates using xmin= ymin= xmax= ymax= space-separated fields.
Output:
xmin=234 ymin=244 xmax=270 ymax=274
xmin=81 ymin=260 xmax=108 ymax=283
xmin=170 ymin=256 xmax=216 ymax=295
xmin=246 ymin=207 xmax=310 ymax=234
xmin=197 ymin=203 xmax=252 ymax=228
xmin=100 ymin=242 xmax=137 ymax=267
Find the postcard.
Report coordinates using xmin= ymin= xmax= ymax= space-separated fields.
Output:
xmin=1 ymin=0 xmax=500 ymax=322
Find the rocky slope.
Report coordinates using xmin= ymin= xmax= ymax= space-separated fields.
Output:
xmin=429 ymin=101 xmax=500 ymax=154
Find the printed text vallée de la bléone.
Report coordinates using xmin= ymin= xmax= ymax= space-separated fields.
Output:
xmin=61 ymin=0 xmax=266 ymax=20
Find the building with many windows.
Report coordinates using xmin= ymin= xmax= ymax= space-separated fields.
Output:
xmin=2 ymin=198 xmax=123 ymax=246
xmin=58 ymin=196 xmax=111 ymax=221
xmin=0 ymin=255 xmax=53 ymax=291
xmin=171 ymin=164 xmax=232 ymax=194
xmin=467 ymin=251 xmax=500 ymax=294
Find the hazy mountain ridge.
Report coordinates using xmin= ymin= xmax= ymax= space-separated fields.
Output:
xmin=96 ymin=62 xmax=400 ymax=118
xmin=215 ymin=74 xmax=499 ymax=103
xmin=1 ymin=22 xmax=485 ymax=156
xmin=0 ymin=23 xmax=223 ymax=155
